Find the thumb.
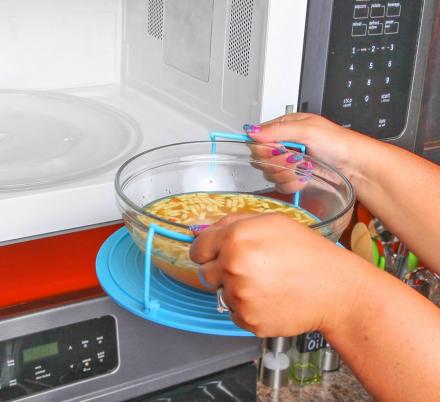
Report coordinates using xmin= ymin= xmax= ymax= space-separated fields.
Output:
xmin=191 ymin=213 xmax=257 ymax=235
xmin=247 ymin=114 xmax=311 ymax=145
xmin=214 ymin=213 xmax=259 ymax=228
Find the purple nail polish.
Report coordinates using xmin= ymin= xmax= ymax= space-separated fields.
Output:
xmin=190 ymin=224 xmax=210 ymax=232
xmin=298 ymin=161 xmax=314 ymax=170
xmin=286 ymin=154 xmax=303 ymax=163
xmin=299 ymin=177 xmax=310 ymax=183
xmin=243 ymin=124 xmax=262 ymax=133
xmin=272 ymin=146 xmax=287 ymax=156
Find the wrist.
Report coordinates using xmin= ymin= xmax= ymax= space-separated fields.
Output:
xmin=317 ymin=250 xmax=370 ymax=338
xmin=342 ymin=132 xmax=378 ymax=188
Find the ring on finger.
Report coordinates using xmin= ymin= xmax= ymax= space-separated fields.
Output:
xmin=216 ymin=287 xmax=230 ymax=314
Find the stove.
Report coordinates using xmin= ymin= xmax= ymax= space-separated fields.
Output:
xmin=0 ymin=295 xmax=260 ymax=401
xmin=0 ymin=225 xmax=260 ymax=402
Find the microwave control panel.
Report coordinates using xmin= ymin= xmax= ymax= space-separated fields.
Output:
xmin=322 ymin=0 xmax=423 ymax=139
xmin=0 ymin=316 xmax=118 ymax=401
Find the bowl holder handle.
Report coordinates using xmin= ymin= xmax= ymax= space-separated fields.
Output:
xmin=143 ymin=132 xmax=307 ymax=314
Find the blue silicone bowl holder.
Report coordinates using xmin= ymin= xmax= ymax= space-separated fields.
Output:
xmin=96 ymin=132 xmax=307 ymax=337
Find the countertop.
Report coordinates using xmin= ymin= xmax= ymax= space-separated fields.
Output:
xmin=257 ymin=364 xmax=373 ymax=402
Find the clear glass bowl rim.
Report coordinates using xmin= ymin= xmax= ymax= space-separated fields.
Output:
xmin=115 ymin=140 xmax=356 ymax=231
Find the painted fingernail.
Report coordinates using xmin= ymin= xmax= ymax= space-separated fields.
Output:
xmin=286 ymin=154 xmax=303 ymax=163
xmin=298 ymin=161 xmax=314 ymax=170
xmin=243 ymin=124 xmax=262 ymax=133
xmin=272 ymin=146 xmax=287 ymax=156
xmin=299 ymin=176 xmax=311 ymax=183
xmin=190 ymin=224 xmax=210 ymax=233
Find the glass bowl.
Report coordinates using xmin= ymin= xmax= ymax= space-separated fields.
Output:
xmin=115 ymin=141 xmax=355 ymax=291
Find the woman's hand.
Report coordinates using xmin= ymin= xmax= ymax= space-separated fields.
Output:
xmin=245 ymin=113 xmax=440 ymax=274
xmin=245 ymin=113 xmax=373 ymax=185
xmin=190 ymin=213 xmax=365 ymax=337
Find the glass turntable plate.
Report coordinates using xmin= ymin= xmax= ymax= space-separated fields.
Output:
xmin=0 ymin=90 xmax=141 ymax=191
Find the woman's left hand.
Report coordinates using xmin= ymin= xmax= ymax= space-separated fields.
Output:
xmin=190 ymin=213 xmax=364 ymax=337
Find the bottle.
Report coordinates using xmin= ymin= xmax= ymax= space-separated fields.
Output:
xmin=261 ymin=337 xmax=291 ymax=389
xmin=289 ymin=332 xmax=325 ymax=385
xmin=321 ymin=343 xmax=341 ymax=372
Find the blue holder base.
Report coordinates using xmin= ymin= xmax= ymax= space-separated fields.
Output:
xmin=96 ymin=227 xmax=254 ymax=337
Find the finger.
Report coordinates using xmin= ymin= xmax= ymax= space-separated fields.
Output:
xmin=248 ymin=115 xmax=314 ymax=144
xmin=221 ymin=285 xmax=236 ymax=312
xmin=262 ymin=158 xmax=313 ymax=182
xmin=252 ymin=152 xmax=303 ymax=172
xmin=190 ymin=226 xmax=225 ymax=264
xmin=199 ymin=260 xmax=223 ymax=289
xmin=263 ymin=170 xmax=310 ymax=193
xmin=263 ymin=168 xmax=297 ymax=184
xmin=276 ymin=181 xmax=308 ymax=195
xmin=230 ymin=312 xmax=254 ymax=334
xmin=260 ymin=113 xmax=311 ymax=127
xmin=248 ymin=142 xmax=279 ymax=159
xmin=263 ymin=172 xmax=306 ymax=193
xmin=250 ymin=157 xmax=288 ymax=174
xmin=213 ymin=213 xmax=258 ymax=227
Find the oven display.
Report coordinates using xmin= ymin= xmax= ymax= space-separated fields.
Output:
xmin=322 ymin=0 xmax=423 ymax=139
xmin=0 ymin=316 xmax=118 ymax=401
xmin=22 ymin=342 xmax=60 ymax=364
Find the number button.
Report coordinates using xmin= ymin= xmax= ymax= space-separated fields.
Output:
xmin=366 ymin=78 xmax=373 ymax=87
xmin=368 ymin=61 xmax=374 ymax=70
xmin=387 ymin=60 xmax=393 ymax=68
xmin=342 ymin=98 xmax=353 ymax=109
xmin=380 ymin=93 xmax=391 ymax=103
xmin=385 ymin=76 xmax=391 ymax=85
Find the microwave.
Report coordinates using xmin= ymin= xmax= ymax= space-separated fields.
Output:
xmin=0 ymin=0 xmax=436 ymax=244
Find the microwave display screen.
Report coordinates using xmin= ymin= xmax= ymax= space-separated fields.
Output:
xmin=322 ymin=0 xmax=423 ymax=139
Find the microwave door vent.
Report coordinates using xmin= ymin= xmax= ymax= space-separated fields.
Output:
xmin=227 ymin=0 xmax=254 ymax=77
xmin=147 ymin=0 xmax=164 ymax=40
xmin=162 ymin=0 xmax=214 ymax=83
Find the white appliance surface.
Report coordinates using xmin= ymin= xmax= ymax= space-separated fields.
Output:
xmin=0 ymin=85 xmax=220 ymax=243
xmin=0 ymin=0 xmax=308 ymax=244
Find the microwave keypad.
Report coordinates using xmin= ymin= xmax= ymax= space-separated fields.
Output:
xmin=322 ymin=0 xmax=423 ymax=139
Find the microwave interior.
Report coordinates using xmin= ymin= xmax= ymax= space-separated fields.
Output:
xmin=0 ymin=0 xmax=308 ymax=243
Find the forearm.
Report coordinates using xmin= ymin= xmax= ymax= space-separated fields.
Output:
xmin=323 ymin=253 xmax=440 ymax=402
xmin=348 ymin=135 xmax=440 ymax=270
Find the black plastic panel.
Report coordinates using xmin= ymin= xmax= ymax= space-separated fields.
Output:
xmin=322 ymin=0 xmax=424 ymax=139
xmin=128 ymin=363 xmax=257 ymax=402
xmin=0 ymin=316 xmax=118 ymax=401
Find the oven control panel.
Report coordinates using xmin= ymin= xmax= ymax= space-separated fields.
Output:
xmin=0 ymin=316 xmax=118 ymax=401
xmin=322 ymin=0 xmax=423 ymax=139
